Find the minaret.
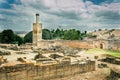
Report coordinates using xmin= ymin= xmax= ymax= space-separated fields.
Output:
xmin=36 ymin=14 xmax=39 ymax=23
xmin=33 ymin=13 xmax=42 ymax=46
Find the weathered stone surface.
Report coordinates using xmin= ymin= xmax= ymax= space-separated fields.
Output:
xmin=110 ymin=66 xmax=120 ymax=80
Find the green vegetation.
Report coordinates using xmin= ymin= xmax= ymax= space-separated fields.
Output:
xmin=62 ymin=29 xmax=80 ymax=40
xmin=0 ymin=29 xmax=15 ymax=43
xmin=14 ymin=34 xmax=24 ymax=45
xmin=24 ymin=31 xmax=32 ymax=43
xmin=0 ymin=29 xmax=23 ymax=45
xmin=0 ymin=28 xmax=96 ymax=45
xmin=42 ymin=29 xmax=52 ymax=40
xmin=86 ymin=48 xmax=106 ymax=54
xmin=105 ymin=50 xmax=120 ymax=58
xmin=24 ymin=28 xmax=91 ymax=43
xmin=86 ymin=48 xmax=120 ymax=58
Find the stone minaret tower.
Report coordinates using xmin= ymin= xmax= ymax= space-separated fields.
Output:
xmin=33 ymin=14 xmax=42 ymax=46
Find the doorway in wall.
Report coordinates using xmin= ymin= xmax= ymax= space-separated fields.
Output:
xmin=100 ymin=43 xmax=103 ymax=49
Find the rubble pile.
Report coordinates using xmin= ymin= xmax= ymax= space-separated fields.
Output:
xmin=0 ymin=49 xmax=11 ymax=55
xmin=38 ymin=46 xmax=82 ymax=56
xmin=0 ymin=44 xmax=19 ymax=50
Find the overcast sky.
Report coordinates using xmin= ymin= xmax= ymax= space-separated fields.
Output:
xmin=0 ymin=0 xmax=120 ymax=31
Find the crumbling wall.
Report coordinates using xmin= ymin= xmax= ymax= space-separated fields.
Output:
xmin=93 ymin=40 xmax=109 ymax=49
xmin=108 ymin=40 xmax=120 ymax=51
xmin=38 ymin=39 xmax=120 ymax=52
xmin=0 ymin=61 xmax=95 ymax=80
xmin=38 ymin=40 xmax=93 ymax=49
xmin=110 ymin=69 xmax=120 ymax=80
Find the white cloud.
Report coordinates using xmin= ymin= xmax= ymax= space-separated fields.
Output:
xmin=0 ymin=0 xmax=6 ymax=3
xmin=0 ymin=0 xmax=120 ymax=31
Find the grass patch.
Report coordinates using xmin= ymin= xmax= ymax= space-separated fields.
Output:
xmin=86 ymin=48 xmax=106 ymax=54
xmin=86 ymin=48 xmax=120 ymax=58
xmin=105 ymin=50 xmax=120 ymax=58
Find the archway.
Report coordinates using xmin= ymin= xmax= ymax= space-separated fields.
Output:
xmin=100 ymin=43 xmax=103 ymax=49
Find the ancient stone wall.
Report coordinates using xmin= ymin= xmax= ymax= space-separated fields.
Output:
xmin=38 ymin=40 xmax=93 ymax=49
xmin=0 ymin=61 xmax=95 ymax=80
xmin=108 ymin=40 xmax=120 ymax=51
xmin=110 ymin=69 xmax=120 ymax=80
xmin=93 ymin=40 xmax=109 ymax=49
xmin=90 ymin=39 xmax=120 ymax=51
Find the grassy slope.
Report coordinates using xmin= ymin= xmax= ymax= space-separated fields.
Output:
xmin=86 ymin=48 xmax=120 ymax=58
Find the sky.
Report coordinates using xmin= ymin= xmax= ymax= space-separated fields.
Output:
xmin=0 ymin=0 xmax=120 ymax=31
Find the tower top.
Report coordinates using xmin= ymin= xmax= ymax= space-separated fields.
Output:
xmin=36 ymin=13 xmax=39 ymax=23
xmin=36 ymin=13 xmax=39 ymax=16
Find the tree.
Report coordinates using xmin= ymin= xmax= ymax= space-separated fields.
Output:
xmin=42 ymin=29 xmax=52 ymax=40
xmin=24 ymin=28 xmax=88 ymax=42
xmin=51 ymin=29 xmax=55 ymax=39
xmin=24 ymin=31 xmax=32 ymax=43
xmin=0 ymin=29 xmax=23 ymax=45
xmin=63 ymin=29 xmax=80 ymax=40
xmin=51 ymin=28 xmax=64 ymax=39
xmin=0 ymin=33 xmax=2 ymax=42
xmin=84 ymin=31 xmax=87 ymax=34
xmin=53 ymin=28 xmax=61 ymax=39
xmin=98 ymin=29 xmax=102 ymax=31
xmin=14 ymin=35 xmax=24 ymax=45
xmin=1 ymin=29 xmax=15 ymax=43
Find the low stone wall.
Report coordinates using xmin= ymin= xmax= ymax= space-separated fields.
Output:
xmin=38 ymin=40 xmax=93 ymax=49
xmin=0 ymin=61 xmax=95 ymax=80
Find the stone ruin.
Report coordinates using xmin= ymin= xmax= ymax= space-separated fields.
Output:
xmin=99 ymin=57 xmax=120 ymax=65
xmin=0 ymin=52 xmax=95 ymax=80
xmin=0 ymin=50 xmax=11 ymax=56
xmin=110 ymin=66 xmax=120 ymax=80
xmin=0 ymin=44 xmax=19 ymax=50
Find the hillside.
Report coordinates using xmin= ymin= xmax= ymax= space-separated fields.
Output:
xmin=91 ymin=29 xmax=120 ymax=39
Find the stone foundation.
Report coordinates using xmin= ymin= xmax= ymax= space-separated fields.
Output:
xmin=0 ymin=61 xmax=95 ymax=80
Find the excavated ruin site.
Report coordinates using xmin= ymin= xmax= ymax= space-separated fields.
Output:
xmin=0 ymin=43 xmax=120 ymax=80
